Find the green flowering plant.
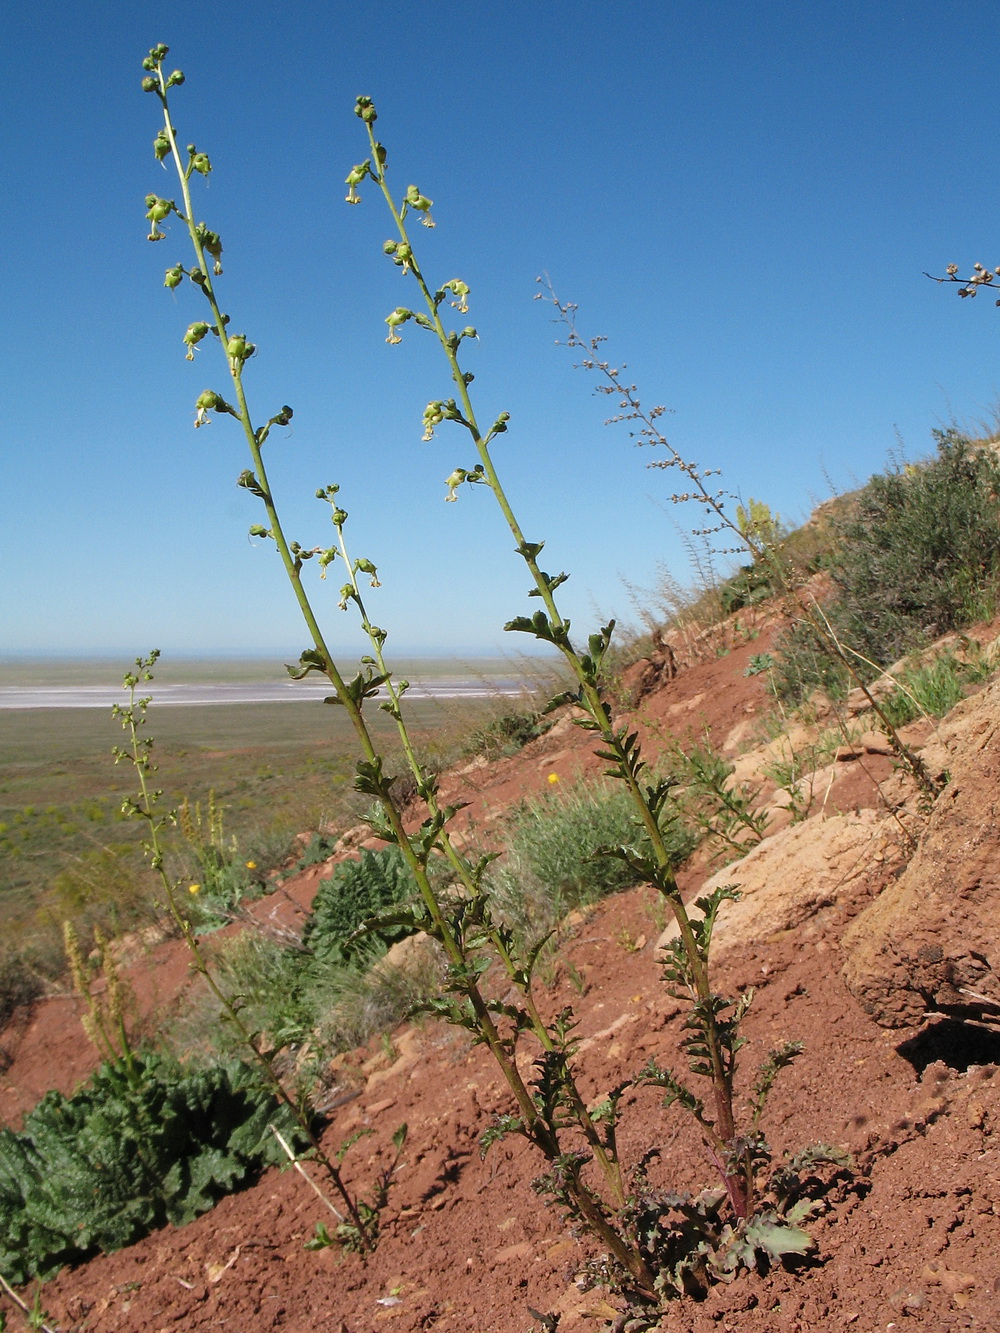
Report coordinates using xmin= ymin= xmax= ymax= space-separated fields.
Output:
xmin=139 ymin=48 xmax=847 ymax=1302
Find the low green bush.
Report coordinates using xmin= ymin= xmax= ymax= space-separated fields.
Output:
xmin=0 ymin=1052 xmax=303 ymax=1284
xmin=466 ymin=708 xmax=550 ymax=760
xmin=829 ymin=431 xmax=1000 ymax=667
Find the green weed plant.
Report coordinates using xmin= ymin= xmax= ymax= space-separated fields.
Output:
xmin=137 ymin=47 xmax=847 ymax=1304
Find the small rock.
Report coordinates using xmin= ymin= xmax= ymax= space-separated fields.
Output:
xmin=364 ymin=1096 xmax=397 ymax=1117
xmin=889 ymin=1286 xmax=926 ymax=1312
xmin=495 ymin=1242 xmax=532 ymax=1263
xmin=921 ymin=1260 xmax=977 ymax=1294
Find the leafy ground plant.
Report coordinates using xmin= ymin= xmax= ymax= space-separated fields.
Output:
xmin=139 ymin=48 xmax=845 ymax=1304
xmin=0 ymin=1052 xmax=303 ymax=1285
xmin=666 ymin=739 xmax=769 ymax=861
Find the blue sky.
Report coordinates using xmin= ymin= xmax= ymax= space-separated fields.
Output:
xmin=3 ymin=1 xmax=999 ymax=662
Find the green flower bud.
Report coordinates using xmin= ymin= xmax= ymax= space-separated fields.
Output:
xmin=226 ymin=334 xmax=247 ymax=365
xmin=404 ymin=185 xmax=435 ymax=226
xmin=383 ymin=240 xmax=398 ymax=256
xmin=141 ymin=76 xmax=158 ymax=93
xmin=384 ymin=308 xmax=412 ymax=345
xmin=183 ymin=322 xmax=210 ymax=359
xmin=355 ymin=557 xmax=381 ymax=587
xmin=153 ymin=130 xmax=171 ymax=162
xmin=332 ymin=508 xmax=348 ymax=526
xmin=442 ymin=279 xmax=470 ymax=313
xmin=444 ymin=469 xmax=466 ymax=502
xmin=145 ymin=195 xmax=175 ymax=241
xmin=354 ymin=96 xmax=377 ymax=123
xmin=345 ymin=161 xmax=370 ymax=204
xmin=462 ymin=327 xmax=478 ymax=340
xmin=148 ymin=43 xmax=169 ymax=61
xmin=194 ymin=389 xmax=223 ymax=426
xmin=248 ymin=524 xmax=270 ymax=538
xmin=195 ymin=223 xmax=224 ymax=274
xmin=142 ymin=56 xmax=157 ymax=72
xmin=164 ymin=264 xmax=184 ymax=289
xmin=166 ymin=70 xmax=185 ymax=87
xmin=190 ymin=152 xmax=211 ymax=176
xmin=422 ymin=401 xmax=446 ymax=441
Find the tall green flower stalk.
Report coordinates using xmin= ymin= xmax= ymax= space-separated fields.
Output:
xmin=347 ymin=97 xmax=753 ymax=1211
xmin=140 ymin=46 xmax=654 ymax=1289
xmin=532 ymin=284 xmax=942 ymax=801
xmin=140 ymin=48 xmax=838 ymax=1298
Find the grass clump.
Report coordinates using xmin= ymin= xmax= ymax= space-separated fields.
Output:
xmin=879 ymin=641 xmax=997 ymax=729
xmin=490 ymin=778 xmax=696 ymax=944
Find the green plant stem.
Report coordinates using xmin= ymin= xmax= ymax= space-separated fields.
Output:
xmin=0 ymin=1276 xmax=57 ymax=1333
xmin=333 ymin=520 xmax=628 ymax=1206
xmin=149 ymin=72 xmax=623 ymax=1243
xmin=364 ymin=130 xmax=739 ymax=1170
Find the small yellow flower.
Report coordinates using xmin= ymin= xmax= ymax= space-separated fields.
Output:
xmin=245 ymin=861 xmax=257 ymax=870
xmin=547 ymin=772 xmax=560 ymax=785
xmin=188 ymin=883 xmax=201 ymax=895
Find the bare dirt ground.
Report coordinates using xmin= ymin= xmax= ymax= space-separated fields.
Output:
xmin=3 ymin=615 xmax=999 ymax=1333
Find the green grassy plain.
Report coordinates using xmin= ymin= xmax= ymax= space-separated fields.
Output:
xmin=0 ymin=657 xmax=539 ymax=938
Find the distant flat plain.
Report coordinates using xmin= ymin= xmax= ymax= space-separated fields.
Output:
xmin=0 ymin=656 xmax=548 ymax=922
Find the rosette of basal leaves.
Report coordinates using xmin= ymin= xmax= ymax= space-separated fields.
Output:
xmin=0 ymin=1053 xmax=305 ymax=1284
xmin=302 ymin=846 xmax=421 ymax=966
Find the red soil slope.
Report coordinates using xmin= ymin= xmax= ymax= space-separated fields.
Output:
xmin=2 ymin=619 xmax=998 ymax=1333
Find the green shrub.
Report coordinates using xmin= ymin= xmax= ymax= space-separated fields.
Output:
xmin=466 ymin=709 xmax=549 ymax=760
xmin=0 ymin=1052 xmax=303 ymax=1284
xmin=771 ymin=619 xmax=851 ymax=705
xmin=303 ymin=847 xmax=419 ymax=965
xmin=772 ymin=432 xmax=1000 ymax=705
xmin=829 ymin=431 xmax=1000 ymax=666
